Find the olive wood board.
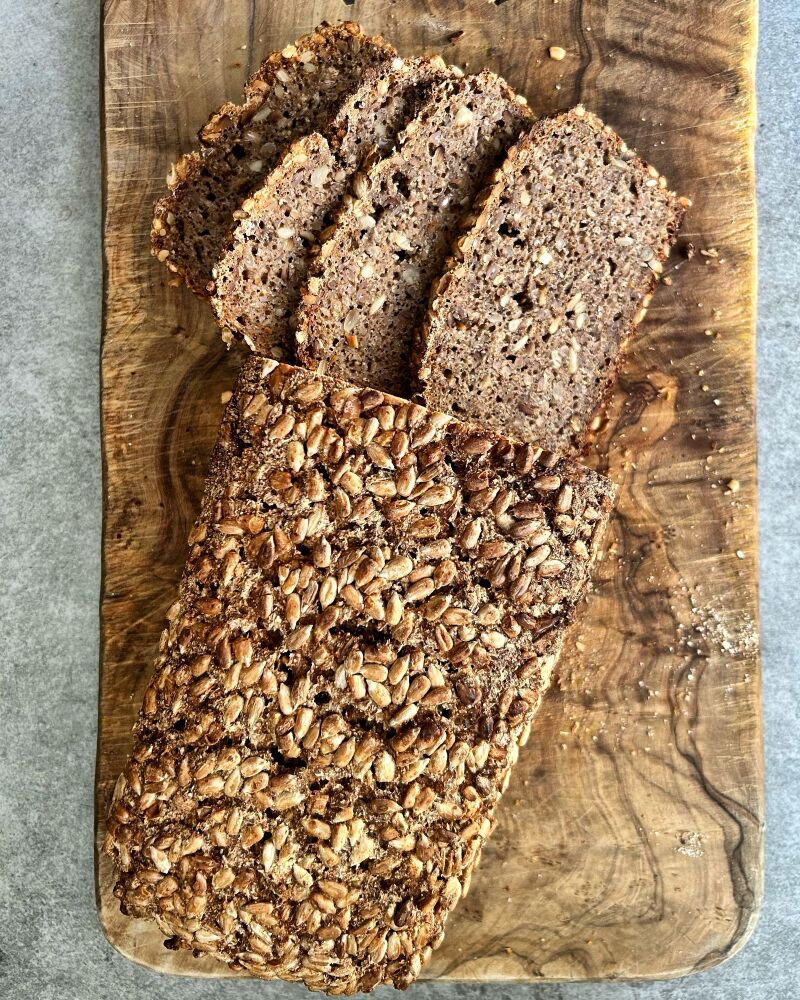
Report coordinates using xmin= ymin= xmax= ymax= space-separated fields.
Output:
xmin=96 ymin=0 xmax=762 ymax=983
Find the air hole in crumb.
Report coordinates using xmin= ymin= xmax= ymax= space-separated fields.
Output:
xmin=268 ymin=747 xmax=306 ymax=770
xmin=391 ymin=172 xmax=411 ymax=198
xmin=512 ymin=290 xmax=534 ymax=313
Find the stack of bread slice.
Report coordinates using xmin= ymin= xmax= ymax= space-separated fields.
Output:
xmin=107 ymin=20 xmax=685 ymax=993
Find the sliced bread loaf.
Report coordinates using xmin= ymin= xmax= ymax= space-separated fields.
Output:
xmin=105 ymin=358 xmax=615 ymax=992
xmin=415 ymin=107 xmax=685 ymax=452
xmin=294 ymin=71 xmax=533 ymax=396
xmin=211 ymin=57 xmax=451 ymax=357
xmin=151 ymin=22 xmax=395 ymax=297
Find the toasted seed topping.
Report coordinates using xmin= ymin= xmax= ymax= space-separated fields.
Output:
xmin=104 ymin=361 xmax=614 ymax=991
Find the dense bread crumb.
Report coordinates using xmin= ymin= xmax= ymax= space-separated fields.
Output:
xmin=151 ymin=23 xmax=395 ymax=297
xmin=211 ymin=57 xmax=451 ymax=358
xmin=295 ymin=71 xmax=533 ymax=397
xmin=415 ymin=108 xmax=684 ymax=452
xmin=105 ymin=359 xmax=614 ymax=993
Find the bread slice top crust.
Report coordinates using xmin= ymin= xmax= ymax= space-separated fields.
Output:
xmin=151 ymin=22 xmax=395 ymax=297
xmin=211 ymin=57 xmax=452 ymax=357
xmin=105 ymin=358 xmax=615 ymax=993
xmin=294 ymin=71 xmax=533 ymax=397
xmin=415 ymin=107 xmax=685 ymax=452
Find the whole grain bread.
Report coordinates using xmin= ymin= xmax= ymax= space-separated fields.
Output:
xmin=415 ymin=107 xmax=685 ymax=452
xmin=211 ymin=56 xmax=451 ymax=357
xmin=105 ymin=358 xmax=614 ymax=993
xmin=294 ymin=71 xmax=533 ymax=397
xmin=151 ymin=23 xmax=395 ymax=297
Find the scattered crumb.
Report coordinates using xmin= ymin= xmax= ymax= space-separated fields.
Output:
xmin=549 ymin=45 xmax=566 ymax=61
xmin=220 ymin=390 xmax=233 ymax=405
xmin=675 ymin=831 xmax=704 ymax=858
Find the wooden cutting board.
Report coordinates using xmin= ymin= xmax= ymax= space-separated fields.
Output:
xmin=96 ymin=0 xmax=762 ymax=982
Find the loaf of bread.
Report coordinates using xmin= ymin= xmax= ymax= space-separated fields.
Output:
xmin=151 ymin=23 xmax=395 ymax=297
xmin=295 ymin=71 xmax=533 ymax=397
xmin=105 ymin=359 xmax=614 ymax=992
xmin=210 ymin=57 xmax=452 ymax=358
xmin=415 ymin=107 xmax=684 ymax=452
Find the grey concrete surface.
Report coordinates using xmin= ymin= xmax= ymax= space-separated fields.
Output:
xmin=0 ymin=2 xmax=797 ymax=999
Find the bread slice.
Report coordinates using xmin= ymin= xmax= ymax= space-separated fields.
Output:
xmin=415 ymin=107 xmax=685 ymax=452
xmin=295 ymin=71 xmax=533 ymax=397
xmin=151 ymin=23 xmax=395 ymax=297
xmin=211 ymin=57 xmax=451 ymax=358
xmin=105 ymin=358 xmax=615 ymax=993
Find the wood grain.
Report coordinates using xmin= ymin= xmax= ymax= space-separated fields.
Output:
xmin=96 ymin=0 xmax=762 ymax=982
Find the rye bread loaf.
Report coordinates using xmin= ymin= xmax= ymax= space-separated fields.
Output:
xmin=415 ymin=107 xmax=685 ymax=452
xmin=294 ymin=71 xmax=533 ymax=397
xmin=105 ymin=358 xmax=615 ymax=993
xmin=211 ymin=57 xmax=451 ymax=358
xmin=151 ymin=23 xmax=395 ymax=297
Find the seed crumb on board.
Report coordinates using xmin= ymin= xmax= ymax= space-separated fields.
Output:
xmin=675 ymin=831 xmax=705 ymax=858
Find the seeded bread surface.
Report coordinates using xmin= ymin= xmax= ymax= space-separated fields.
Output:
xmin=295 ymin=71 xmax=533 ymax=397
xmin=151 ymin=23 xmax=395 ymax=297
xmin=211 ymin=57 xmax=451 ymax=358
xmin=415 ymin=108 xmax=684 ymax=452
xmin=105 ymin=359 xmax=614 ymax=993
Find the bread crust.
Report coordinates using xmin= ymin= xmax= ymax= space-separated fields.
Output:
xmin=105 ymin=359 xmax=615 ymax=992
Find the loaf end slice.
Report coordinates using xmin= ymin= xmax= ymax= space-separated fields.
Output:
xmin=415 ymin=107 xmax=685 ymax=452
xmin=105 ymin=358 xmax=615 ymax=993
xmin=295 ymin=71 xmax=533 ymax=397
xmin=151 ymin=22 xmax=395 ymax=297
xmin=211 ymin=56 xmax=451 ymax=357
